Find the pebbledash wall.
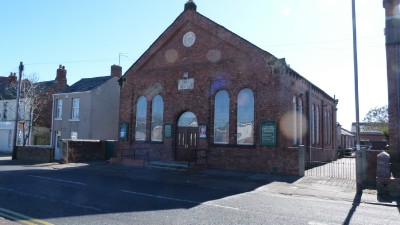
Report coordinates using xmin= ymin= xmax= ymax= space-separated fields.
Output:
xmin=117 ymin=1 xmax=337 ymax=175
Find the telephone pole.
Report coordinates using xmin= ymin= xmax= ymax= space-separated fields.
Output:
xmin=12 ymin=62 xmax=23 ymax=160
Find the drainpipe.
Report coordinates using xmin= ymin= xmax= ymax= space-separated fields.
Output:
xmin=308 ymin=83 xmax=312 ymax=162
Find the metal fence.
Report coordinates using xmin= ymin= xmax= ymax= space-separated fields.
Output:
xmin=305 ymin=147 xmax=356 ymax=180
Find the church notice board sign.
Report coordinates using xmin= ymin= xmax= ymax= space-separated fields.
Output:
xmin=260 ymin=121 xmax=277 ymax=147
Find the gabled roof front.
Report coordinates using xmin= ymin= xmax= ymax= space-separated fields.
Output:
xmin=124 ymin=1 xmax=277 ymax=75
xmin=123 ymin=1 xmax=336 ymax=102
xmin=59 ymin=76 xmax=113 ymax=94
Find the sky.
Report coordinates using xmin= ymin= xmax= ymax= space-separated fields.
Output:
xmin=0 ymin=0 xmax=387 ymax=130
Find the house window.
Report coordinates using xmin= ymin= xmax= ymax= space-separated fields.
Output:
xmin=71 ymin=98 xmax=80 ymax=119
xmin=135 ymin=96 xmax=147 ymax=141
xmin=70 ymin=131 xmax=78 ymax=140
xmin=237 ymin=88 xmax=254 ymax=145
xmin=151 ymin=95 xmax=163 ymax=142
xmin=214 ymin=90 xmax=229 ymax=144
xmin=56 ymin=99 xmax=62 ymax=119
xmin=3 ymin=102 xmax=7 ymax=119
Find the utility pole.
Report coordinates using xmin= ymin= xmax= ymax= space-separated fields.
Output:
xmin=12 ymin=62 xmax=23 ymax=160
xmin=351 ymin=0 xmax=362 ymax=194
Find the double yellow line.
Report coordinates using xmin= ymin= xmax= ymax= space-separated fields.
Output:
xmin=0 ymin=208 xmax=53 ymax=225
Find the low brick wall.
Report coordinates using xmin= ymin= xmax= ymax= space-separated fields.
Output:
xmin=16 ymin=146 xmax=52 ymax=163
xmin=61 ymin=140 xmax=106 ymax=163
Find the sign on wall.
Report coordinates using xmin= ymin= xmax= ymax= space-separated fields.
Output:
xmin=164 ymin=124 xmax=172 ymax=138
xmin=119 ymin=123 xmax=129 ymax=141
xmin=199 ymin=124 xmax=207 ymax=138
xmin=260 ymin=121 xmax=277 ymax=147
xmin=178 ymin=78 xmax=194 ymax=90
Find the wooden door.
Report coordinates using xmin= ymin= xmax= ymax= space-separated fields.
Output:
xmin=176 ymin=127 xmax=198 ymax=162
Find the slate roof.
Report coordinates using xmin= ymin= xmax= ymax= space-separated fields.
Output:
xmin=59 ymin=76 xmax=113 ymax=94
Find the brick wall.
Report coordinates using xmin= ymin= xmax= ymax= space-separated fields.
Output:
xmin=117 ymin=5 xmax=336 ymax=175
xmin=62 ymin=140 xmax=105 ymax=163
xmin=16 ymin=146 xmax=52 ymax=163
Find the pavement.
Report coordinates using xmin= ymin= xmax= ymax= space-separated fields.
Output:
xmin=0 ymin=155 xmax=399 ymax=224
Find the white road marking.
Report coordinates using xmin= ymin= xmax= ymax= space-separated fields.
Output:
xmin=29 ymin=175 xmax=87 ymax=186
xmin=121 ymin=189 xmax=240 ymax=211
xmin=308 ymin=221 xmax=340 ymax=225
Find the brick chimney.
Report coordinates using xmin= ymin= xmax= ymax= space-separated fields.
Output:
xmin=56 ymin=65 xmax=67 ymax=84
xmin=184 ymin=0 xmax=197 ymax=11
xmin=111 ymin=64 xmax=122 ymax=78
xmin=8 ymin=72 xmax=17 ymax=83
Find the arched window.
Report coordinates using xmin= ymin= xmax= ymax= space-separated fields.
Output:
xmin=328 ymin=110 xmax=331 ymax=144
xmin=316 ymin=106 xmax=320 ymax=145
xmin=311 ymin=104 xmax=315 ymax=145
xmin=214 ymin=90 xmax=229 ymax=144
xmin=293 ymin=96 xmax=297 ymax=145
xmin=298 ymin=98 xmax=303 ymax=145
xmin=237 ymin=88 xmax=254 ymax=145
xmin=135 ymin=96 xmax=147 ymax=141
xmin=151 ymin=95 xmax=163 ymax=142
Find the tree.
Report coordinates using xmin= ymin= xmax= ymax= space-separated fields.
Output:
xmin=362 ymin=105 xmax=389 ymax=140
xmin=4 ymin=73 xmax=48 ymax=146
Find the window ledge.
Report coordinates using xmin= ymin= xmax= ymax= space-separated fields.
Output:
xmin=54 ymin=118 xmax=62 ymax=121
xmin=69 ymin=119 xmax=80 ymax=122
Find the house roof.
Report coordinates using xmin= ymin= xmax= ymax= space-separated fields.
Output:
xmin=351 ymin=122 xmax=382 ymax=133
xmin=59 ymin=76 xmax=113 ymax=94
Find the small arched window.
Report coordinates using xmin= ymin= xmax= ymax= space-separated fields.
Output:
xmin=311 ymin=104 xmax=315 ymax=145
xmin=151 ymin=95 xmax=164 ymax=142
xmin=237 ymin=88 xmax=254 ymax=145
xmin=135 ymin=96 xmax=147 ymax=141
xmin=316 ymin=106 xmax=320 ymax=145
xmin=214 ymin=90 xmax=229 ymax=144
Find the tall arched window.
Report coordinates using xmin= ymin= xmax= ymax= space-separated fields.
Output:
xmin=293 ymin=96 xmax=297 ymax=145
xmin=316 ymin=106 xmax=320 ymax=145
xmin=328 ymin=110 xmax=331 ymax=144
xmin=311 ymin=104 xmax=315 ymax=145
xmin=298 ymin=98 xmax=303 ymax=145
xmin=151 ymin=95 xmax=163 ymax=142
xmin=214 ymin=90 xmax=229 ymax=144
xmin=237 ymin=88 xmax=254 ymax=145
xmin=135 ymin=96 xmax=147 ymax=141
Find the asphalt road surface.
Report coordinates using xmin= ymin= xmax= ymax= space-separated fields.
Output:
xmin=0 ymin=159 xmax=398 ymax=225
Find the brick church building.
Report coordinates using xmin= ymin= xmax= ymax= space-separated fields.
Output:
xmin=117 ymin=1 xmax=338 ymax=175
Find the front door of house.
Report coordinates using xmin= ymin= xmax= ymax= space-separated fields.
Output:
xmin=176 ymin=112 xmax=198 ymax=162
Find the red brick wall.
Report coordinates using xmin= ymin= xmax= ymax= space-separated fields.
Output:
xmin=65 ymin=140 xmax=105 ymax=163
xmin=117 ymin=8 xmax=336 ymax=175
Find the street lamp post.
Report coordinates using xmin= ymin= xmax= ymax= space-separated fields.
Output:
xmin=351 ymin=0 xmax=362 ymax=193
xmin=11 ymin=62 xmax=23 ymax=160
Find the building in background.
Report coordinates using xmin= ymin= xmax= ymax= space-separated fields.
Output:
xmin=0 ymin=65 xmax=67 ymax=152
xmin=52 ymin=65 xmax=121 ymax=160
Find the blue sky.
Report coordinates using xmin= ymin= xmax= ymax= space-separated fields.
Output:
xmin=1 ymin=0 xmax=387 ymax=130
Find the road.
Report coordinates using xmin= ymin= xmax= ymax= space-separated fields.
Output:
xmin=0 ymin=159 xmax=398 ymax=225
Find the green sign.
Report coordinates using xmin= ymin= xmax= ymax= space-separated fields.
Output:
xmin=119 ymin=123 xmax=129 ymax=141
xmin=260 ymin=121 xmax=277 ymax=147
xmin=164 ymin=124 xmax=172 ymax=138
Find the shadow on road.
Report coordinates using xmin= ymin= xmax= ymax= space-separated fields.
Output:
xmin=343 ymin=191 xmax=362 ymax=225
xmin=0 ymin=156 xmax=301 ymax=221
